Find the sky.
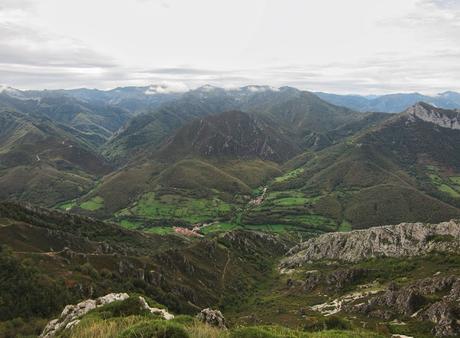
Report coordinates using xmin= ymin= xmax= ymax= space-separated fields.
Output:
xmin=1 ymin=0 xmax=460 ymax=94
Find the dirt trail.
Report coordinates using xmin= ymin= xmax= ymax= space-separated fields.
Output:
xmin=219 ymin=248 xmax=231 ymax=304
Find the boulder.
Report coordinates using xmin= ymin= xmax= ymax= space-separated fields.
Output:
xmin=196 ymin=308 xmax=227 ymax=329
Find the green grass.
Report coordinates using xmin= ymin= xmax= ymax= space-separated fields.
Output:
xmin=438 ymin=184 xmax=460 ymax=198
xmin=200 ymin=222 xmax=241 ymax=234
xmin=449 ymin=176 xmax=460 ymax=185
xmin=338 ymin=220 xmax=352 ymax=232
xmin=428 ymin=173 xmax=443 ymax=185
xmin=272 ymin=197 xmax=311 ymax=206
xmin=80 ymin=196 xmax=104 ymax=211
xmin=56 ymin=200 xmax=77 ymax=211
xmin=274 ymin=168 xmax=304 ymax=183
xmin=265 ymin=191 xmax=322 ymax=205
xmin=119 ymin=220 xmax=142 ymax=229
xmin=426 ymin=164 xmax=439 ymax=172
xmin=133 ymin=192 xmax=232 ymax=223
xmin=426 ymin=171 xmax=460 ymax=198
xmin=242 ymin=224 xmax=308 ymax=233
xmin=266 ymin=191 xmax=309 ymax=200
xmin=144 ymin=227 xmax=174 ymax=235
xmin=243 ymin=189 xmax=338 ymax=232
xmin=230 ymin=326 xmax=384 ymax=338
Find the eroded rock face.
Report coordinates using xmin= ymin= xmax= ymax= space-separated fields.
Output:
xmin=406 ymin=102 xmax=460 ymax=130
xmin=196 ymin=308 xmax=227 ymax=329
xmin=325 ymin=268 xmax=368 ymax=291
xmin=281 ymin=220 xmax=460 ymax=266
xmin=287 ymin=268 xmax=368 ymax=292
xmin=353 ymin=288 xmax=426 ymax=318
xmin=423 ymin=301 xmax=459 ymax=337
xmin=347 ymin=276 xmax=460 ymax=337
xmin=40 ymin=293 xmax=129 ymax=338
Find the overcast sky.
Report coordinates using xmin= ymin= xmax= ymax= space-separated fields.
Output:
xmin=0 ymin=0 xmax=459 ymax=94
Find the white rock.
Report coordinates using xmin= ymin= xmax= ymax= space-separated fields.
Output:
xmin=40 ymin=293 xmax=129 ymax=338
xmin=281 ymin=220 xmax=460 ymax=266
xmin=139 ymin=296 xmax=174 ymax=320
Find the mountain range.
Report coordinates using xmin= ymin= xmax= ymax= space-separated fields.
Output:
xmin=316 ymin=90 xmax=460 ymax=113
xmin=2 ymin=83 xmax=460 ymax=337
xmin=1 ymin=84 xmax=460 ymax=231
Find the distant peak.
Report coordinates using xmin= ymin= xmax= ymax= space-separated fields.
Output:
xmin=405 ymin=102 xmax=460 ymax=130
xmin=241 ymin=85 xmax=279 ymax=93
xmin=144 ymin=84 xmax=187 ymax=95
xmin=196 ymin=84 xmax=221 ymax=92
xmin=0 ymin=85 xmax=20 ymax=94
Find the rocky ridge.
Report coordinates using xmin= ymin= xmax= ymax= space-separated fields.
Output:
xmin=281 ymin=220 xmax=460 ymax=267
xmin=349 ymin=275 xmax=460 ymax=337
xmin=406 ymin=102 xmax=460 ymax=130
xmin=40 ymin=293 xmax=174 ymax=338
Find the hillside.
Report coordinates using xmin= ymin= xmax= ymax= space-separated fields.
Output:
xmin=277 ymin=220 xmax=460 ymax=337
xmin=157 ymin=110 xmax=300 ymax=163
xmin=316 ymin=91 xmax=460 ymax=113
xmin=0 ymin=110 xmax=112 ymax=206
xmin=1 ymin=86 xmax=459 ymax=235
xmin=0 ymin=92 xmax=132 ymax=148
xmin=102 ymin=86 xmax=375 ymax=163
xmin=2 ymin=203 xmax=460 ymax=338
xmin=64 ymin=111 xmax=294 ymax=224
xmin=244 ymin=102 xmax=460 ymax=229
xmin=68 ymin=88 xmax=387 ymax=228
xmin=0 ymin=202 xmax=296 ymax=337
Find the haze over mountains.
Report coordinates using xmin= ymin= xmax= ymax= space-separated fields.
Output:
xmin=316 ymin=91 xmax=460 ymax=113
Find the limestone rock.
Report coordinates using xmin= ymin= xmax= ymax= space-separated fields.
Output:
xmin=422 ymin=301 xmax=459 ymax=337
xmin=406 ymin=102 xmax=460 ymax=130
xmin=281 ymin=220 xmax=460 ymax=266
xmin=40 ymin=293 xmax=129 ymax=338
xmin=139 ymin=296 xmax=174 ymax=320
xmin=196 ymin=308 xmax=227 ymax=329
xmin=347 ymin=276 xmax=460 ymax=337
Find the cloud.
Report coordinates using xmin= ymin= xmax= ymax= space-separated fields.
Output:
xmin=0 ymin=0 xmax=33 ymax=10
xmin=0 ymin=0 xmax=117 ymax=88
xmin=1 ymin=0 xmax=460 ymax=94
xmin=423 ymin=0 xmax=460 ymax=10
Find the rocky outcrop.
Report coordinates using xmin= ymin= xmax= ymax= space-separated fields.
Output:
xmin=353 ymin=287 xmax=426 ymax=318
xmin=40 ymin=293 xmax=175 ymax=338
xmin=325 ymin=268 xmax=368 ymax=290
xmin=406 ymin=102 xmax=460 ymax=130
xmin=40 ymin=293 xmax=129 ymax=338
xmin=196 ymin=308 xmax=227 ymax=329
xmin=139 ymin=296 xmax=174 ymax=320
xmin=347 ymin=276 xmax=460 ymax=337
xmin=281 ymin=220 xmax=460 ymax=266
xmin=287 ymin=268 xmax=368 ymax=292
xmin=422 ymin=300 xmax=459 ymax=337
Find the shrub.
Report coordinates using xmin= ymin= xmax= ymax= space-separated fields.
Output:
xmin=324 ymin=316 xmax=351 ymax=331
xmin=0 ymin=246 xmax=72 ymax=320
xmin=94 ymin=298 xmax=149 ymax=319
xmin=171 ymin=315 xmax=195 ymax=325
xmin=303 ymin=316 xmax=351 ymax=332
xmin=118 ymin=320 xmax=189 ymax=338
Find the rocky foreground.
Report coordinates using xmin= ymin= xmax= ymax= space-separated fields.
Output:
xmin=281 ymin=220 xmax=460 ymax=267
xmin=280 ymin=219 xmax=460 ymax=337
